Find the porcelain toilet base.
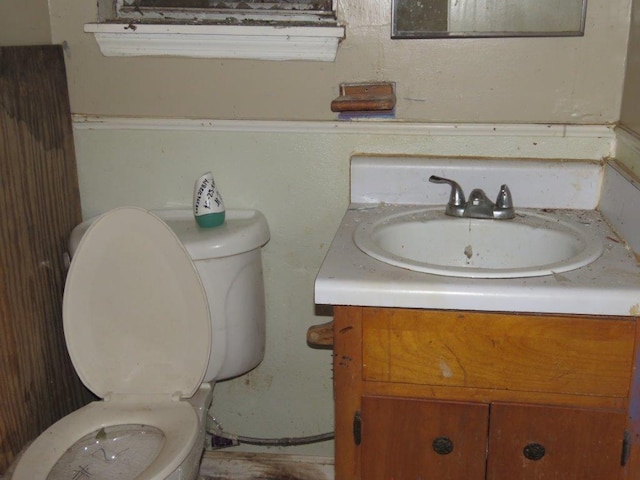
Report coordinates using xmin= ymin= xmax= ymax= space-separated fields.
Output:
xmin=7 ymin=384 xmax=213 ymax=480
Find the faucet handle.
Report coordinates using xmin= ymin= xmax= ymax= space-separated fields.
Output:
xmin=494 ymin=184 xmax=515 ymax=219
xmin=429 ymin=175 xmax=466 ymax=205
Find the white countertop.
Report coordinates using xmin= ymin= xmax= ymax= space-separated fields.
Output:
xmin=314 ymin=156 xmax=640 ymax=317
xmin=315 ymin=204 xmax=640 ymax=316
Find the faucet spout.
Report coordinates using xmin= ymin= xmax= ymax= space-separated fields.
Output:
xmin=464 ymin=188 xmax=495 ymax=219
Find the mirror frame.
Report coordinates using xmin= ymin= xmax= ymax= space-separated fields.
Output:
xmin=391 ymin=0 xmax=587 ymax=39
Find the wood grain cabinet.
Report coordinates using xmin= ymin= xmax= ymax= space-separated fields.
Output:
xmin=334 ymin=306 xmax=639 ymax=480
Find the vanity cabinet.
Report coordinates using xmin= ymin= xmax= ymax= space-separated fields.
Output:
xmin=334 ymin=306 xmax=639 ymax=480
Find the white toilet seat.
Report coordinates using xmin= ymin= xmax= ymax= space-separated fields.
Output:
xmin=63 ymin=207 xmax=211 ymax=399
xmin=11 ymin=400 xmax=199 ymax=480
xmin=10 ymin=208 xmax=213 ymax=479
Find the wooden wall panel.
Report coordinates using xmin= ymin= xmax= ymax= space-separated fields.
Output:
xmin=0 ymin=45 xmax=92 ymax=474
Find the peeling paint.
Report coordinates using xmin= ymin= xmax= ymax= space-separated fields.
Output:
xmin=439 ymin=359 xmax=453 ymax=378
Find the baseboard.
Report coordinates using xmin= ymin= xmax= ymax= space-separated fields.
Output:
xmin=199 ymin=451 xmax=334 ymax=480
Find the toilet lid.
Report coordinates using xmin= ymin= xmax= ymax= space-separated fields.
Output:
xmin=63 ymin=207 xmax=211 ymax=399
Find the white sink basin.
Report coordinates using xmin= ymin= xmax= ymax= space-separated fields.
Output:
xmin=354 ymin=208 xmax=604 ymax=278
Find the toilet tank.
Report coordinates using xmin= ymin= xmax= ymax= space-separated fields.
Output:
xmin=69 ymin=208 xmax=270 ymax=382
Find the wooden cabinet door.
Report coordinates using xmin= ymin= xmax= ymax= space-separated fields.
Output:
xmin=487 ymin=403 xmax=626 ymax=480
xmin=361 ymin=396 xmax=489 ymax=480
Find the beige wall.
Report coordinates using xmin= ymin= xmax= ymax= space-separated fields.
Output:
xmin=0 ymin=0 xmax=51 ymax=46
xmin=621 ymin=0 xmax=640 ymax=135
xmin=72 ymin=121 xmax=612 ymax=457
xmin=50 ymin=0 xmax=630 ymax=123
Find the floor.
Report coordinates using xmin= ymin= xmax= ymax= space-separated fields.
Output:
xmin=199 ymin=451 xmax=333 ymax=480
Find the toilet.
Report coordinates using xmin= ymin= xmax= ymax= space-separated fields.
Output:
xmin=8 ymin=206 xmax=270 ymax=480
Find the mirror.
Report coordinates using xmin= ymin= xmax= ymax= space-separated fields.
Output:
xmin=392 ymin=0 xmax=587 ymax=38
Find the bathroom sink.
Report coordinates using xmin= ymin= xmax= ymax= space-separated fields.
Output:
xmin=353 ymin=208 xmax=604 ymax=279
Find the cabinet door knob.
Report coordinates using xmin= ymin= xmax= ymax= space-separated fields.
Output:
xmin=523 ymin=443 xmax=546 ymax=461
xmin=432 ymin=436 xmax=454 ymax=455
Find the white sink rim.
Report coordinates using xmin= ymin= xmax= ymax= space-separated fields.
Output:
xmin=353 ymin=207 xmax=604 ymax=279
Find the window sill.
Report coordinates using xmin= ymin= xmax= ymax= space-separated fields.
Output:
xmin=83 ymin=23 xmax=345 ymax=61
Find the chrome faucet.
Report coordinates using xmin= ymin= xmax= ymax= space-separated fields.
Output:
xmin=429 ymin=175 xmax=515 ymax=220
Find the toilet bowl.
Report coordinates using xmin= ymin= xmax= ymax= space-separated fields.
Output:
xmin=8 ymin=207 xmax=270 ymax=480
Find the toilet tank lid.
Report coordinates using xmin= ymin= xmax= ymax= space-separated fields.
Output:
xmin=70 ymin=209 xmax=270 ymax=261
